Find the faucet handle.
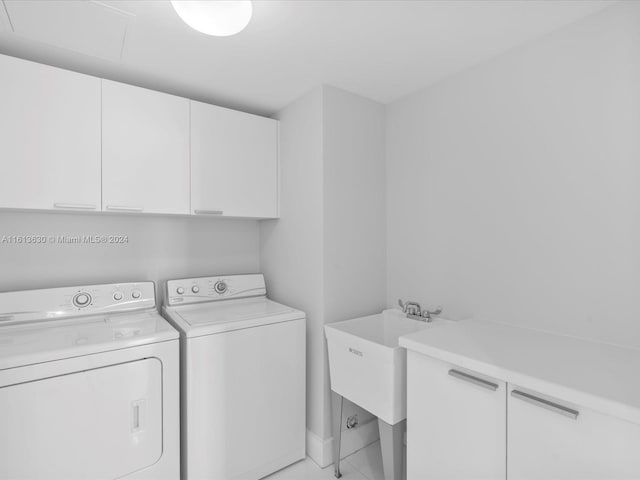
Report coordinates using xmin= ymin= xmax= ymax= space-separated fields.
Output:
xmin=397 ymin=299 xmax=406 ymax=311
xmin=422 ymin=306 xmax=443 ymax=318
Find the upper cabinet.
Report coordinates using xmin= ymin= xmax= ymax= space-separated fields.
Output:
xmin=191 ymin=101 xmax=278 ymax=218
xmin=0 ymin=54 xmax=101 ymax=211
xmin=102 ymin=80 xmax=190 ymax=215
xmin=0 ymin=54 xmax=278 ymax=219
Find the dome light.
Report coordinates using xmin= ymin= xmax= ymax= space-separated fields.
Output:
xmin=171 ymin=1 xmax=252 ymax=37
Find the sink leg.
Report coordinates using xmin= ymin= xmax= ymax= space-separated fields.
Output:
xmin=331 ymin=391 xmax=344 ymax=478
xmin=378 ymin=418 xmax=404 ymax=480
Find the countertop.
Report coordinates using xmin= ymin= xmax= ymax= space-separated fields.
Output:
xmin=399 ymin=319 xmax=640 ymax=425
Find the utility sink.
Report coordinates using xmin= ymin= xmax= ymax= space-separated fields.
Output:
xmin=325 ymin=309 xmax=450 ymax=425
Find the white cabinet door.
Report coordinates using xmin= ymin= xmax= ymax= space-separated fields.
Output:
xmin=407 ymin=352 xmax=506 ymax=480
xmin=508 ymin=385 xmax=640 ymax=480
xmin=0 ymin=54 xmax=101 ymax=211
xmin=191 ymin=101 xmax=278 ymax=218
xmin=102 ymin=80 xmax=189 ymax=214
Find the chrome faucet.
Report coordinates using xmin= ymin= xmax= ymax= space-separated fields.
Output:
xmin=398 ymin=299 xmax=443 ymax=322
xmin=403 ymin=301 xmax=422 ymax=317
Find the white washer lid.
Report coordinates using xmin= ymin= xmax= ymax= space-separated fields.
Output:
xmin=165 ymin=297 xmax=305 ymax=337
xmin=0 ymin=310 xmax=178 ymax=370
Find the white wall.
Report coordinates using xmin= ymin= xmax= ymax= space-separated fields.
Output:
xmin=260 ymin=87 xmax=326 ymax=444
xmin=0 ymin=211 xmax=260 ymax=302
xmin=323 ymin=86 xmax=386 ymax=329
xmin=323 ymin=86 xmax=386 ymax=436
xmin=386 ymin=1 xmax=640 ymax=347
xmin=261 ymin=85 xmax=385 ymax=466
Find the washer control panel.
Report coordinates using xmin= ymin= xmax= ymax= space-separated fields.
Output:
xmin=166 ymin=274 xmax=266 ymax=306
xmin=0 ymin=282 xmax=156 ymax=325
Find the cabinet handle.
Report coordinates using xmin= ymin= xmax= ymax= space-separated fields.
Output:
xmin=53 ymin=203 xmax=97 ymax=210
xmin=448 ymin=369 xmax=499 ymax=391
xmin=194 ymin=209 xmax=223 ymax=215
xmin=511 ymin=390 xmax=579 ymax=420
xmin=106 ymin=205 xmax=144 ymax=212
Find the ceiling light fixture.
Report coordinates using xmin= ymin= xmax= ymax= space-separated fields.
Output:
xmin=170 ymin=1 xmax=252 ymax=37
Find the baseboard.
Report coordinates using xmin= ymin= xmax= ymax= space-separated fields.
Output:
xmin=306 ymin=429 xmax=333 ymax=468
xmin=306 ymin=419 xmax=380 ymax=468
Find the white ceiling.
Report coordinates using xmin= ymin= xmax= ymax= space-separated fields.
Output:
xmin=0 ymin=0 xmax=614 ymax=116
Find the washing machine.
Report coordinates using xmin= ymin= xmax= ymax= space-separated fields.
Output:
xmin=0 ymin=281 xmax=180 ymax=480
xmin=162 ymin=273 xmax=306 ymax=480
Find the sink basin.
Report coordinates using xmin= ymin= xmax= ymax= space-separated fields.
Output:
xmin=325 ymin=309 xmax=449 ymax=425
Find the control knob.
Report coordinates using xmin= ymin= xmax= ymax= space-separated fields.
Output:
xmin=214 ymin=281 xmax=228 ymax=294
xmin=192 ymin=286 xmax=200 ymax=294
xmin=131 ymin=290 xmax=141 ymax=299
xmin=176 ymin=287 xmax=185 ymax=295
xmin=73 ymin=292 xmax=91 ymax=308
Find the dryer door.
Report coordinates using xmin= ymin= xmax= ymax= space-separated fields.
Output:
xmin=0 ymin=358 xmax=163 ymax=480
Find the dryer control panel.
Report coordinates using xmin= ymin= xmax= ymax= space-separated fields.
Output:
xmin=0 ymin=282 xmax=156 ymax=325
xmin=166 ymin=274 xmax=266 ymax=306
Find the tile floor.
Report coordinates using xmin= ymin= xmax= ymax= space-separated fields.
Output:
xmin=266 ymin=441 xmax=384 ymax=480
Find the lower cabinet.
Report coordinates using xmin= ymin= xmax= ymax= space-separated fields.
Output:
xmin=508 ymin=385 xmax=640 ymax=480
xmin=407 ymin=352 xmax=640 ymax=480
xmin=407 ymin=351 xmax=506 ymax=480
